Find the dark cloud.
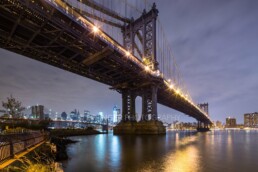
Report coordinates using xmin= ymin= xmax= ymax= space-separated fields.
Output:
xmin=1 ymin=0 xmax=258 ymax=123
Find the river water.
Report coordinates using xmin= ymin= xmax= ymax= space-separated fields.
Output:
xmin=62 ymin=130 xmax=258 ymax=172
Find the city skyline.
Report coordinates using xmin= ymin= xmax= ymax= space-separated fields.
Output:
xmin=1 ymin=0 xmax=258 ymax=123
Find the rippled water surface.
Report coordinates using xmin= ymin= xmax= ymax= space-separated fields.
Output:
xmin=62 ymin=130 xmax=258 ymax=172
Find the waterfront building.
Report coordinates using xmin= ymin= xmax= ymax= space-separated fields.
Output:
xmin=244 ymin=112 xmax=258 ymax=128
xmin=31 ymin=105 xmax=44 ymax=120
xmin=226 ymin=117 xmax=237 ymax=128
xmin=215 ymin=121 xmax=223 ymax=128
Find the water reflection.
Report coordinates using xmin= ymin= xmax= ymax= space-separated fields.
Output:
xmin=163 ymin=145 xmax=200 ymax=172
xmin=162 ymin=135 xmax=200 ymax=172
xmin=63 ymin=130 xmax=258 ymax=172
xmin=109 ymin=136 xmax=121 ymax=167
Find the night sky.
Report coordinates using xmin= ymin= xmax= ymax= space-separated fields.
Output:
xmin=0 ymin=0 xmax=258 ymax=124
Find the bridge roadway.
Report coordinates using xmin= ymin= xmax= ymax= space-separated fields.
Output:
xmin=0 ymin=0 xmax=212 ymax=126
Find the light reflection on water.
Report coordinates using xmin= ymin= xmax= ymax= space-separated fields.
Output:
xmin=62 ymin=130 xmax=258 ymax=172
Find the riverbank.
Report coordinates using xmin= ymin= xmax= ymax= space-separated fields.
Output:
xmin=2 ymin=128 xmax=102 ymax=171
xmin=49 ymin=128 xmax=102 ymax=161
xmin=49 ymin=128 xmax=101 ymax=137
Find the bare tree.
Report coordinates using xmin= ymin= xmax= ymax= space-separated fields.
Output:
xmin=2 ymin=95 xmax=25 ymax=118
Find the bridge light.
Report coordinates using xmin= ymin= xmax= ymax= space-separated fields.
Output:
xmin=145 ymin=66 xmax=150 ymax=71
xmin=156 ymin=70 xmax=160 ymax=76
xmin=92 ymin=26 xmax=99 ymax=33
xmin=125 ymin=51 xmax=131 ymax=56
xmin=169 ymin=84 xmax=173 ymax=89
xmin=175 ymin=89 xmax=180 ymax=94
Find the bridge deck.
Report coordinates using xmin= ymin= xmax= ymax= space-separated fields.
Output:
xmin=0 ymin=0 xmax=211 ymax=123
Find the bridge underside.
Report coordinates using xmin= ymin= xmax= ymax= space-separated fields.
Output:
xmin=0 ymin=0 xmax=212 ymax=134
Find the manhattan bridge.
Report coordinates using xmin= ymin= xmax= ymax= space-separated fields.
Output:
xmin=0 ymin=0 xmax=212 ymax=134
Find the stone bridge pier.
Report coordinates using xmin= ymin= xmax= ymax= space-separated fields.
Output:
xmin=113 ymin=85 xmax=166 ymax=134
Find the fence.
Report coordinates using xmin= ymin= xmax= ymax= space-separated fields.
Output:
xmin=0 ymin=132 xmax=47 ymax=164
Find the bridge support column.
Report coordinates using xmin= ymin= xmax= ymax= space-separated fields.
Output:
xmin=121 ymin=90 xmax=129 ymax=122
xmin=141 ymin=85 xmax=158 ymax=121
xmin=129 ymin=92 xmax=137 ymax=121
xmin=121 ymin=90 xmax=136 ymax=122
xmin=114 ymin=85 xmax=165 ymax=135
xmin=114 ymin=89 xmax=138 ymax=134
xmin=151 ymin=86 xmax=158 ymax=120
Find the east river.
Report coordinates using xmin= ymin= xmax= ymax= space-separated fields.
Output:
xmin=62 ymin=130 xmax=258 ymax=172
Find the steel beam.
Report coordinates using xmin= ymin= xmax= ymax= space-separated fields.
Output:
xmin=82 ymin=47 xmax=114 ymax=66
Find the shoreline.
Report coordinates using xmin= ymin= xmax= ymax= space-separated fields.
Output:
xmin=2 ymin=129 xmax=102 ymax=171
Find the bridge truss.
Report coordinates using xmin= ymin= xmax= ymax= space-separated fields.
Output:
xmin=0 ymin=0 xmax=212 ymax=128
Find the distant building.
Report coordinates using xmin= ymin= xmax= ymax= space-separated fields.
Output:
xmin=198 ymin=103 xmax=209 ymax=115
xmin=244 ymin=112 xmax=258 ymax=128
xmin=113 ymin=105 xmax=121 ymax=123
xmin=98 ymin=112 xmax=104 ymax=119
xmin=226 ymin=117 xmax=236 ymax=128
xmin=61 ymin=112 xmax=68 ymax=120
xmin=70 ymin=109 xmax=80 ymax=121
xmin=215 ymin=121 xmax=223 ymax=128
xmin=112 ymin=106 xmax=121 ymax=124
xmin=44 ymin=114 xmax=50 ymax=120
xmin=83 ymin=110 xmax=90 ymax=121
xmin=31 ymin=105 xmax=44 ymax=120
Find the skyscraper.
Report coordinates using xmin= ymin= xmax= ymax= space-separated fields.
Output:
xmin=31 ymin=105 xmax=44 ymax=120
xmin=113 ymin=106 xmax=118 ymax=123
xmin=244 ymin=112 xmax=258 ymax=128
xmin=113 ymin=105 xmax=121 ymax=123
xmin=226 ymin=117 xmax=236 ymax=128
xmin=83 ymin=110 xmax=90 ymax=121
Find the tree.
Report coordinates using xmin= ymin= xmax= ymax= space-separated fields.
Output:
xmin=2 ymin=95 xmax=25 ymax=118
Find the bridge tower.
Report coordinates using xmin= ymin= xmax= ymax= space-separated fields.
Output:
xmin=123 ymin=3 xmax=159 ymax=70
xmin=114 ymin=4 xmax=165 ymax=134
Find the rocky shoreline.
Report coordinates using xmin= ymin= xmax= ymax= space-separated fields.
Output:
xmin=49 ymin=128 xmax=102 ymax=161
xmin=50 ymin=137 xmax=77 ymax=161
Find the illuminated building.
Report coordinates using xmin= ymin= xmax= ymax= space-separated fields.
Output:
xmin=99 ymin=112 xmax=104 ymax=119
xmin=31 ymin=105 xmax=44 ymax=120
xmin=113 ymin=105 xmax=121 ymax=124
xmin=70 ymin=109 xmax=80 ymax=121
xmin=215 ymin=121 xmax=223 ymax=128
xmin=244 ymin=112 xmax=258 ymax=128
xmin=83 ymin=110 xmax=90 ymax=121
xmin=226 ymin=117 xmax=236 ymax=128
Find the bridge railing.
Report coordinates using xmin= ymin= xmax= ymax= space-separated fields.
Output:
xmin=0 ymin=132 xmax=47 ymax=164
